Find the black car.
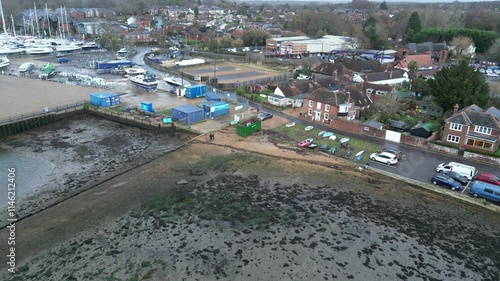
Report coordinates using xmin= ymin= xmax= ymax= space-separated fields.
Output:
xmin=258 ymin=112 xmax=273 ymax=121
xmin=443 ymin=171 xmax=469 ymax=185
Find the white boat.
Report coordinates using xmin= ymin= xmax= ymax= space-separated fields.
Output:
xmin=18 ymin=62 xmax=34 ymax=73
xmin=55 ymin=44 xmax=81 ymax=53
xmin=25 ymin=45 xmax=53 ymax=55
xmin=174 ymin=58 xmax=205 ymax=66
xmin=163 ymin=76 xmax=191 ymax=87
xmin=81 ymin=41 xmax=99 ymax=51
xmin=116 ymin=48 xmax=129 ymax=59
xmin=0 ymin=55 xmax=10 ymax=68
xmin=0 ymin=46 xmax=25 ymax=55
xmin=304 ymin=126 xmax=314 ymax=131
xmin=129 ymin=74 xmax=159 ymax=91
xmin=124 ymin=65 xmax=147 ymax=76
xmin=285 ymin=122 xmax=295 ymax=127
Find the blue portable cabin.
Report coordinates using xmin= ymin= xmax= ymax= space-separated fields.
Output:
xmin=141 ymin=102 xmax=155 ymax=112
xmin=184 ymin=84 xmax=207 ymax=99
xmin=95 ymin=60 xmax=134 ymax=69
xmin=172 ymin=104 xmax=205 ymax=124
xmin=90 ymin=92 xmax=121 ymax=107
xmin=205 ymin=92 xmax=221 ymax=102
xmin=203 ymin=101 xmax=230 ymax=119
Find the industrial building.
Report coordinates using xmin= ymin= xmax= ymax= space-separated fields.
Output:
xmin=266 ymin=35 xmax=358 ymax=55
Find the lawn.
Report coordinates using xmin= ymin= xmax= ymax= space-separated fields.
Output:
xmin=272 ymin=123 xmax=382 ymax=164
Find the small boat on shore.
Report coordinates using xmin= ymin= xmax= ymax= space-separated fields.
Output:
xmin=304 ymin=126 xmax=314 ymax=131
xmin=129 ymin=74 xmax=159 ymax=91
xmin=0 ymin=55 xmax=10 ymax=68
xmin=308 ymin=143 xmax=318 ymax=149
xmin=285 ymin=122 xmax=295 ymax=127
xmin=163 ymin=76 xmax=191 ymax=87
xmin=298 ymin=138 xmax=313 ymax=148
xmin=18 ymin=62 xmax=35 ymax=73
xmin=39 ymin=63 xmax=55 ymax=79
xmin=323 ymin=132 xmax=334 ymax=138
xmin=318 ymin=130 xmax=326 ymax=137
xmin=124 ymin=65 xmax=147 ymax=76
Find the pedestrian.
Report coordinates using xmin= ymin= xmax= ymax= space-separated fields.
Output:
xmin=158 ymin=123 xmax=161 ymax=131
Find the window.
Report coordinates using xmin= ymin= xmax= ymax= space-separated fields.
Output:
xmin=324 ymin=113 xmax=329 ymax=120
xmin=309 ymin=100 xmax=313 ymax=107
xmin=450 ymin=123 xmax=462 ymax=131
xmin=466 ymin=139 xmax=474 ymax=146
xmin=474 ymin=126 xmax=492 ymax=135
xmin=466 ymin=138 xmax=494 ymax=149
xmin=484 ymin=188 xmax=494 ymax=194
xmin=325 ymin=104 xmax=330 ymax=111
xmin=316 ymin=102 xmax=322 ymax=109
xmin=308 ymin=108 xmax=312 ymax=115
xmin=447 ymin=134 xmax=460 ymax=143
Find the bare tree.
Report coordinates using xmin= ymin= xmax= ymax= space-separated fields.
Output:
xmin=450 ymin=36 xmax=474 ymax=57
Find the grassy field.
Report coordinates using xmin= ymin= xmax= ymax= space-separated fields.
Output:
xmin=272 ymin=123 xmax=381 ymax=164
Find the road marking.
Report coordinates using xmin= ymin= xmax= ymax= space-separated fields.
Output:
xmin=462 ymin=181 xmax=471 ymax=194
xmin=111 ymin=181 xmax=128 ymax=188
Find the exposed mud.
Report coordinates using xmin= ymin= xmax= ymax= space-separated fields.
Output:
xmin=0 ymin=113 xmax=195 ymax=226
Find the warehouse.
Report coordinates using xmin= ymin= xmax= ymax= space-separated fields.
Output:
xmin=266 ymin=35 xmax=358 ymax=55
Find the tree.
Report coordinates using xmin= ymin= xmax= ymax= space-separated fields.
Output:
xmin=428 ymin=60 xmax=490 ymax=111
xmin=380 ymin=1 xmax=388 ymax=10
xmin=194 ymin=6 xmax=199 ymax=18
xmin=449 ymin=36 xmax=473 ymax=57
xmin=407 ymin=60 xmax=418 ymax=79
xmin=485 ymin=38 xmax=500 ymax=63
xmin=375 ymin=94 xmax=402 ymax=121
xmin=411 ymin=77 xmax=432 ymax=98
xmin=406 ymin=12 xmax=422 ymax=34
xmin=362 ymin=17 xmax=385 ymax=49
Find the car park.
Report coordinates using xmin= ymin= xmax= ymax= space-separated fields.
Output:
xmin=378 ymin=147 xmax=402 ymax=160
xmin=442 ymin=171 xmax=469 ymax=185
xmin=475 ymin=172 xmax=500 ymax=186
xmin=431 ymin=173 xmax=462 ymax=191
xmin=369 ymin=152 xmax=398 ymax=165
xmin=257 ymin=112 xmax=273 ymax=121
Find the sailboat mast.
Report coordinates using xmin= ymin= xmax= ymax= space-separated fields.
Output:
xmin=34 ymin=3 xmax=40 ymax=37
xmin=10 ymin=15 xmax=15 ymax=37
xmin=64 ymin=6 xmax=69 ymax=40
xmin=46 ymin=3 xmax=51 ymax=37
xmin=0 ymin=0 xmax=8 ymax=36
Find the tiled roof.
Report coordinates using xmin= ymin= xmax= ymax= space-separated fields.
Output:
xmin=303 ymin=88 xmax=348 ymax=105
xmin=337 ymin=58 xmax=384 ymax=73
xmin=485 ymin=106 xmax=500 ymax=119
xmin=364 ymin=70 xmax=405 ymax=82
xmin=446 ymin=105 xmax=500 ymax=129
xmin=396 ymin=54 xmax=434 ymax=69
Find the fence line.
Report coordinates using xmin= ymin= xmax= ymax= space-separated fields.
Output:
xmin=0 ymin=100 xmax=89 ymax=125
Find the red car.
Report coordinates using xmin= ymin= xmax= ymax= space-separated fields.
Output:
xmin=475 ymin=172 xmax=500 ymax=186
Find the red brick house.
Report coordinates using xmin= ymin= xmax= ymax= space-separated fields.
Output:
xmin=301 ymin=84 xmax=372 ymax=122
xmin=442 ymin=104 xmax=500 ymax=153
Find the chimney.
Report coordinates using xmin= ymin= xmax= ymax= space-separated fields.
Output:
xmin=453 ymin=104 xmax=459 ymax=114
xmin=346 ymin=91 xmax=351 ymax=103
xmin=308 ymin=83 xmax=314 ymax=93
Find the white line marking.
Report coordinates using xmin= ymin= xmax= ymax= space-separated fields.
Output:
xmin=461 ymin=181 xmax=471 ymax=194
xmin=111 ymin=181 xmax=128 ymax=188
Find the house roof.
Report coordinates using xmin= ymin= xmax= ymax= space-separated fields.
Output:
xmin=485 ymin=106 xmax=500 ymax=120
xmin=365 ymin=120 xmax=384 ymax=129
xmin=364 ymin=70 xmax=405 ymax=83
xmin=338 ymin=58 xmax=385 ymax=73
xmin=412 ymin=122 xmax=434 ymax=132
xmin=312 ymin=62 xmax=349 ymax=77
xmin=446 ymin=105 xmax=500 ymax=129
xmin=396 ymin=54 xmax=434 ymax=69
xmin=303 ymin=88 xmax=348 ymax=105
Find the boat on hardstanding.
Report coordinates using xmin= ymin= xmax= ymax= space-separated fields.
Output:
xmin=55 ymin=44 xmax=81 ymax=53
xmin=0 ymin=55 xmax=9 ymax=68
xmin=163 ymin=76 xmax=191 ymax=87
xmin=25 ymin=45 xmax=53 ymax=55
xmin=124 ymin=65 xmax=147 ymax=76
xmin=116 ymin=48 xmax=129 ymax=59
xmin=39 ymin=63 xmax=55 ymax=79
xmin=129 ymin=74 xmax=158 ymax=91
xmin=18 ymin=62 xmax=34 ymax=73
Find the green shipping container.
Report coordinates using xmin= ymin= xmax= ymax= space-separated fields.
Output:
xmin=236 ymin=118 xmax=261 ymax=137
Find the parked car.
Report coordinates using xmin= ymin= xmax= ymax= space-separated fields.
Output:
xmin=431 ymin=173 xmax=462 ymax=191
xmin=378 ymin=147 xmax=403 ymax=160
xmin=57 ymin=57 xmax=69 ymax=63
xmin=436 ymin=162 xmax=476 ymax=180
xmin=469 ymin=180 xmax=500 ymax=203
xmin=297 ymin=74 xmax=311 ymax=80
xmin=442 ymin=171 xmax=469 ymax=185
xmin=258 ymin=112 xmax=273 ymax=121
xmin=475 ymin=172 xmax=500 ymax=186
xmin=369 ymin=152 xmax=398 ymax=165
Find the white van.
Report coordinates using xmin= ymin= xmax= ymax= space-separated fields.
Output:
xmin=436 ymin=162 xmax=476 ymax=180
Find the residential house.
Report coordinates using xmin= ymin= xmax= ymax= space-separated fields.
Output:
xmin=442 ymin=104 xmax=500 ymax=153
xmin=353 ymin=70 xmax=409 ymax=86
xmin=337 ymin=57 xmax=386 ymax=75
xmin=360 ymin=82 xmax=395 ymax=103
xmin=301 ymin=83 xmax=372 ymax=122
xmin=402 ymin=42 xmax=449 ymax=64
xmin=312 ymin=62 xmax=352 ymax=82
xmin=393 ymin=53 xmax=436 ymax=78
xmin=269 ymin=78 xmax=336 ymax=108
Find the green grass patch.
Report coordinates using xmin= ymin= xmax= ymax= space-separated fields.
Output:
xmin=272 ymin=123 xmax=381 ymax=163
xmin=155 ymin=108 xmax=173 ymax=116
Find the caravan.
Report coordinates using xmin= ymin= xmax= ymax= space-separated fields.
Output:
xmin=436 ymin=162 xmax=476 ymax=180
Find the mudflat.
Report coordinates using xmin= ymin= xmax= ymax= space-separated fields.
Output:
xmin=0 ymin=120 xmax=499 ymax=281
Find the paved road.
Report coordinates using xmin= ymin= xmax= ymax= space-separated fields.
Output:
xmin=251 ymin=102 xmax=499 ymax=194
